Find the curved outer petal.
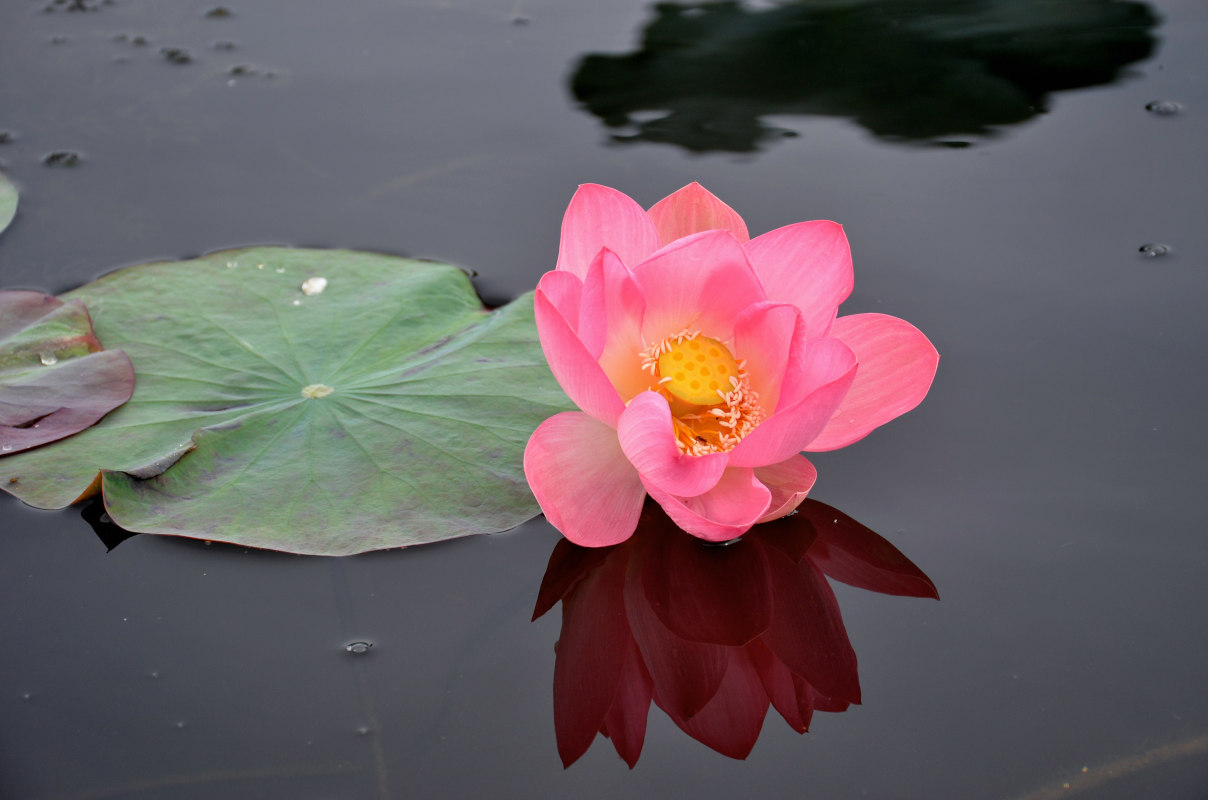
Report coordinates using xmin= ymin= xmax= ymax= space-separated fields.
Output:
xmin=534 ymin=282 xmax=624 ymax=426
xmin=647 ymin=182 xmax=750 ymax=246
xmin=754 ymin=455 xmax=818 ymax=523
xmin=524 ymin=412 xmax=646 ymax=547
xmin=632 ymin=231 xmax=766 ymax=343
xmin=578 ymin=249 xmax=655 ymax=402
xmin=744 ymin=220 xmax=853 ymax=339
xmin=556 ymin=184 xmax=662 ymax=279
xmin=617 ymin=391 xmax=728 ymax=497
xmin=805 ymin=313 xmax=939 ymax=452
xmin=646 ymin=467 xmax=772 ymax=542
xmin=727 ymin=338 xmax=857 ymax=468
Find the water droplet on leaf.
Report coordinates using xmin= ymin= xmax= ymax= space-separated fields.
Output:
xmin=345 ymin=641 xmax=373 ymax=655
xmin=301 ymin=277 xmax=327 ymax=296
xmin=1138 ymin=243 xmax=1171 ymax=258
xmin=39 ymin=352 xmax=58 ymax=366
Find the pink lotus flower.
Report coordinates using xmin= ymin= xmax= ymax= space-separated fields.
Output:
xmin=524 ymin=183 xmax=937 ymax=547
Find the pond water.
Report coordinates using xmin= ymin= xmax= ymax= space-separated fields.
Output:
xmin=2 ymin=0 xmax=1206 ymax=797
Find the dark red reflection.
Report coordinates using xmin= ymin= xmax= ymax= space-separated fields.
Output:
xmin=533 ymin=499 xmax=938 ymax=767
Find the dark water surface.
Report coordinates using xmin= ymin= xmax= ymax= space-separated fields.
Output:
xmin=2 ymin=0 xmax=1207 ymax=797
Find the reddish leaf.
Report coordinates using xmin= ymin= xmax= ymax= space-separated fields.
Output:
xmin=1 ymin=291 xmax=133 ymax=456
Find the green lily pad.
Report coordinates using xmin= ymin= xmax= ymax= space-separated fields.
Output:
xmin=1 ymin=291 xmax=135 ymax=454
xmin=0 ymin=169 xmax=15 ymax=236
xmin=0 ymin=248 xmax=572 ymax=555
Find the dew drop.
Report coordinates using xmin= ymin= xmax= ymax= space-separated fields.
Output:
xmin=355 ymin=725 xmax=373 ymax=736
xmin=1138 ymin=242 xmax=1171 ymax=258
xmin=21 ymin=691 xmax=32 ymax=700
xmin=1145 ymin=100 xmax=1184 ymax=116
xmin=291 ymin=299 xmax=302 ymax=306
xmin=39 ymin=352 xmax=58 ymax=366
xmin=274 ymin=266 xmax=285 ymax=274
xmin=226 ymin=259 xmax=238 ymax=269
xmin=173 ymin=720 xmax=187 ymax=729
xmin=345 ymin=640 xmax=373 ymax=655
xmin=301 ymin=276 xmax=327 ymax=296
xmin=256 ymin=263 xmax=265 ymax=270
xmin=301 ymin=383 xmax=333 ymax=399
xmin=2 ymin=445 xmax=13 ymax=452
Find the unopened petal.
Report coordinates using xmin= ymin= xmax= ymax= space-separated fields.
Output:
xmin=556 ymin=184 xmax=662 ymax=279
xmin=806 ymin=313 xmax=939 ymax=452
xmin=524 ymin=412 xmax=646 ymax=547
xmin=647 ymin=182 xmax=750 ymax=245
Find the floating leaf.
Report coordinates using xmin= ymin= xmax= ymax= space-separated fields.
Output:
xmin=1 ymin=291 xmax=134 ymax=455
xmin=0 ymin=169 xmax=15 ymax=236
xmin=0 ymin=248 xmax=572 ymax=555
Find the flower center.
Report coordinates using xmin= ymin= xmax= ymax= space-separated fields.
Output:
xmin=639 ymin=330 xmax=764 ymax=456
xmin=657 ymin=335 xmax=739 ymax=405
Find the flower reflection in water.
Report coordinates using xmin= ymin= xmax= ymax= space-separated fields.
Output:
xmin=533 ymin=499 xmax=937 ymax=767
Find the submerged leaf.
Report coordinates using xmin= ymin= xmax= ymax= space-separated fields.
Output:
xmin=0 ymin=169 xmax=15 ymax=236
xmin=1 ymin=291 xmax=134 ymax=455
xmin=0 ymin=248 xmax=572 ymax=555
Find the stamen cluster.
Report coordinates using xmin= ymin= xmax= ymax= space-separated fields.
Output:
xmin=639 ymin=329 xmax=764 ymax=455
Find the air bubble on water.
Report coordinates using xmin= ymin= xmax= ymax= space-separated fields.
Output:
xmin=1138 ymin=243 xmax=1171 ymax=258
xmin=39 ymin=352 xmax=58 ymax=366
xmin=301 ymin=277 xmax=327 ymax=296
xmin=1145 ymin=100 xmax=1184 ymax=116
xmin=345 ymin=641 xmax=373 ymax=655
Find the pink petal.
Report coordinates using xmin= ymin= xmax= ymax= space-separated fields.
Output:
xmin=534 ymin=285 xmax=624 ymax=426
xmin=744 ymin=220 xmax=853 ymax=338
xmin=727 ymin=339 xmax=857 ymax=468
xmin=555 ymin=184 xmax=662 ymax=279
xmin=646 ymin=467 xmax=772 ymax=542
xmin=535 ymin=269 xmax=583 ymax=331
xmin=753 ymin=455 xmax=818 ymax=523
xmin=731 ymin=302 xmax=801 ymax=412
xmin=578 ymin=249 xmax=655 ymax=403
xmin=617 ymin=391 xmax=728 ymax=497
xmin=647 ymin=182 xmax=750 ymax=245
xmin=632 ymin=231 xmax=766 ymax=344
xmin=524 ymin=412 xmax=646 ymax=547
xmin=806 ymin=313 xmax=939 ymax=452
